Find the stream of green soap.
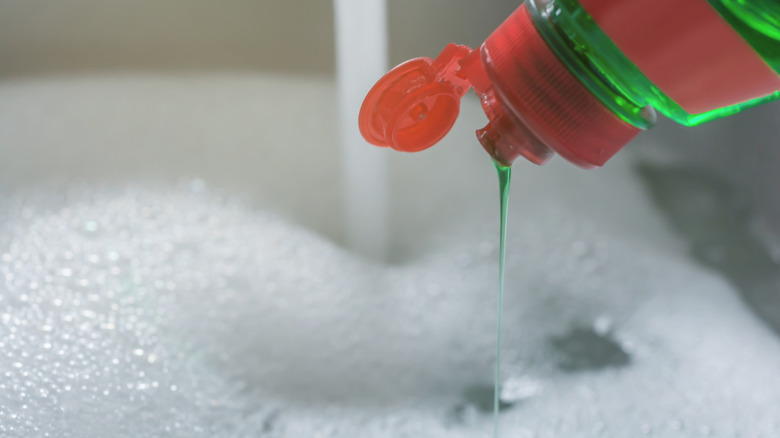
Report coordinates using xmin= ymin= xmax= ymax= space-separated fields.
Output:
xmin=493 ymin=162 xmax=512 ymax=438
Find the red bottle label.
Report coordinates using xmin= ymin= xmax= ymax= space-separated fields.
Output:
xmin=578 ymin=0 xmax=780 ymax=114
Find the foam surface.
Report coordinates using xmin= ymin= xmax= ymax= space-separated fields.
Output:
xmin=1 ymin=180 xmax=779 ymax=437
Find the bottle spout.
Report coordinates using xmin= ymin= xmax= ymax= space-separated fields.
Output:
xmin=476 ymin=88 xmax=555 ymax=167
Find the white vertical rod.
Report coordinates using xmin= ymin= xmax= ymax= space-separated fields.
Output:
xmin=334 ymin=0 xmax=389 ymax=260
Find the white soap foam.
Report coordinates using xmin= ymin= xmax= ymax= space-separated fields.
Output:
xmin=1 ymin=177 xmax=779 ymax=437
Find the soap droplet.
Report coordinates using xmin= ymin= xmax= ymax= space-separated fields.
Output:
xmin=83 ymin=221 xmax=99 ymax=233
xmin=500 ymin=376 xmax=542 ymax=403
xmin=593 ymin=316 xmax=613 ymax=336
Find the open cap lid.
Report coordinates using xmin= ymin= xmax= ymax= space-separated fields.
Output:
xmin=358 ymin=44 xmax=473 ymax=152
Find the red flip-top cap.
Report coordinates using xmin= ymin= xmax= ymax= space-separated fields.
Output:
xmin=358 ymin=44 xmax=473 ymax=153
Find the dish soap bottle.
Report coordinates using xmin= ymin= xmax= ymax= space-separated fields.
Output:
xmin=358 ymin=0 xmax=780 ymax=168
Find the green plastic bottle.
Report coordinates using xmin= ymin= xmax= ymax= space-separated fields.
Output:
xmin=359 ymin=0 xmax=780 ymax=168
xmin=540 ymin=0 xmax=780 ymax=127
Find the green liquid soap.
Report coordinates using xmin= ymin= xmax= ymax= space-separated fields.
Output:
xmin=493 ymin=162 xmax=512 ymax=438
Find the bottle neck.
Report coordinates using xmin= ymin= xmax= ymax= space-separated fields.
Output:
xmin=462 ymin=2 xmax=647 ymax=169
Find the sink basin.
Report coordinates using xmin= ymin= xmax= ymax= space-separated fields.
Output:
xmin=2 ymin=74 xmax=780 ymax=437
